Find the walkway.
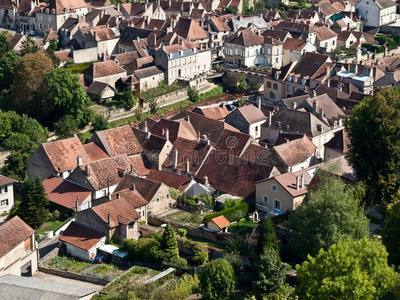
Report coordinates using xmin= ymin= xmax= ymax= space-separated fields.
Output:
xmin=38 ymin=235 xmax=59 ymax=259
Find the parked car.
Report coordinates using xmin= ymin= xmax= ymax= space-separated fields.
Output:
xmin=27 ymin=30 xmax=36 ymax=36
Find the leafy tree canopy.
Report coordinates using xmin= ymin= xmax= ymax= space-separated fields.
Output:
xmin=296 ymin=238 xmax=398 ymax=300
xmin=20 ymin=36 xmax=38 ymax=56
xmin=0 ymin=50 xmax=19 ymax=91
xmin=285 ymin=174 xmax=369 ymax=259
xmin=382 ymin=200 xmax=400 ymax=266
xmin=187 ymin=86 xmax=199 ymax=103
xmin=0 ymin=32 xmax=12 ymax=59
xmin=346 ymin=87 xmax=400 ymax=206
xmin=160 ymin=222 xmax=179 ymax=260
xmin=257 ymin=217 xmax=279 ymax=256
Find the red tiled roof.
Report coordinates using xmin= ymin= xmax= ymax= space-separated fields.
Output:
xmin=111 ymin=188 xmax=147 ymax=208
xmin=234 ymin=104 xmax=266 ymax=124
xmin=0 ymin=216 xmax=34 ymax=258
xmin=146 ymin=170 xmax=191 ymax=192
xmin=150 ymin=118 xmax=197 ymax=143
xmin=282 ymin=38 xmax=307 ymax=51
xmin=316 ymin=26 xmax=337 ymax=41
xmin=91 ymin=198 xmax=140 ymax=227
xmin=47 ymin=0 xmax=87 ymax=15
xmin=129 ymin=155 xmax=150 ymax=176
xmin=215 ymin=129 xmax=251 ymax=157
xmin=225 ymin=29 xmax=264 ymax=47
xmin=94 ymin=125 xmax=142 ymax=157
xmin=83 ymin=142 xmax=109 ymax=162
xmin=114 ymin=174 xmax=162 ymax=203
xmin=273 ymin=135 xmax=316 ymax=166
xmin=60 ymin=222 xmax=105 ymax=250
xmin=43 ymin=175 xmax=91 ymax=211
xmin=0 ymin=174 xmax=16 ymax=186
xmin=272 ymin=171 xmax=309 ymax=197
xmin=209 ymin=215 xmax=230 ymax=229
xmin=84 ymin=60 xmax=126 ymax=78
xmin=192 ymin=104 xmax=229 ymax=120
xmin=42 ymin=136 xmax=90 ymax=173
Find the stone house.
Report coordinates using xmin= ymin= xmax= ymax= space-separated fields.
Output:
xmin=0 ymin=175 xmax=16 ymax=215
xmin=225 ymin=104 xmax=266 ymax=141
xmin=263 ymin=61 xmax=297 ymax=103
xmin=0 ymin=216 xmax=38 ymax=276
xmin=282 ymin=38 xmax=317 ymax=67
xmin=60 ymin=222 xmax=106 ymax=261
xmin=205 ymin=16 xmax=231 ymax=55
xmin=255 ymin=170 xmax=310 ymax=214
xmin=83 ymin=60 xmax=127 ymax=88
xmin=315 ymin=26 xmax=337 ymax=53
xmin=173 ymin=18 xmax=210 ymax=49
xmin=324 ymin=129 xmax=350 ymax=160
xmin=87 ymin=81 xmax=116 ymax=100
xmin=75 ymin=197 xmax=141 ymax=244
xmin=205 ymin=215 xmax=230 ymax=232
xmin=114 ymin=174 xmax=174 ymax=216
xmin=142 ymin=133 xmax=173 ymax=170
xmin=356 ymin=0 xmax=397 ymax=27
xmin=110 ymin=187 xmax=148 ymax=223
xmin=133 ymin=66 xmax=164 ymax=91
xmin=83 ymin=26 xmax=120 ymax=57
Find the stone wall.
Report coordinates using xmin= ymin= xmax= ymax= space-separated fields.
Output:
xmin=39 ymin=247 xmax=59 ymax=267
xmin=38 ymin=266 xmax=109 ymax=285
xmin=148 ymin=214 xmax=232 ymax=244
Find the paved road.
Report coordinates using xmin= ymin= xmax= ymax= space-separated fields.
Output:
xmin=38 ymin=235 xmax=60 ymax=259
xmin=33 ymin=271 xmax=104 ymax=291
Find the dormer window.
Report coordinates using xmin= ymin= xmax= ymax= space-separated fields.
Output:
xmin=287 ymin=75 xmax=291 ymax=82
xmin=274 ymin=73 xmax=279 ymax=80
xmin=301 ymin=78 xmax=306 ymax=86
xmin=293 ymin=77 xmax=297 ymax=83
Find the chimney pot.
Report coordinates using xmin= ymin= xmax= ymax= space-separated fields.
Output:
xmin=296 ymin=176 xmax=300 ymax=190
xmin=204 ymin=175 xmax=209 ymax=185
xmin=165 ymin=128 xmax=169 ymax=141
xmin=131 ymin=183 xmax=135 ymax=191
xmin=108 ymin=213 xmax=112 ymax=225
xmin=300 ymin=174 xmax=305 ymax=189
xmin=186 ymin=159 xmax=190 ymax=173
xmin=85 ymin=165 xmax=90 ymax=176
xmin=173 ymin=149 xmax=178 ymax=167
xmin=77 ymin=156 xmax=83 ymax=167
xmin=75 ymin=197 xmax=79 ymax=212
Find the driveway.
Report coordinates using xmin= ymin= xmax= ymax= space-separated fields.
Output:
xmin=38 ymin=235 xmax=60 ymax=259
xmin=33 ymin=271 xmax=104 ymax=291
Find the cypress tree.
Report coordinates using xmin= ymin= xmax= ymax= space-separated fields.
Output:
xmin=160 ymin=222 xmax=179 ymax=260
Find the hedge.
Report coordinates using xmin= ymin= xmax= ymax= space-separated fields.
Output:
xmin=203 ymin=202 xmax=249 ymax=223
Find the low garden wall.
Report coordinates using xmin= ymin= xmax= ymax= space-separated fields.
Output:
xmin=39 ymin=247 xmax=59 ymax=267
xmin=149 ymin=214 xmax=232 ymax=244
xmin=38 ymin=265 xmax=109 ymax=285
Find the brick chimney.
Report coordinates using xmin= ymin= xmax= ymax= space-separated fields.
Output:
xmin=77 ymin=156 xmax=83 ymax=166
xmin=204 ymin=175 xmax=209 ymax=185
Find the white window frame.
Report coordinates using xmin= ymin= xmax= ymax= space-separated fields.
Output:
xmin=263 ymin=195 xmax=269 ymax=203
xmin=272 ymin=184 xmax=277 ymax=192
xmin=274 ymin=199 xmax=281 ymax=210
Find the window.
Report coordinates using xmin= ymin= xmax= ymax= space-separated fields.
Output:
xmin=275 ymin=57 xmax=279 ymax=64
xmin=157 ymin=197 xmax=160 ymax=202
xmin=255 ymin=126 xmax=259 ymax=137
xmin=263 ymin=195 xmax=269 ymax=203
xmin=272 ymin=184 xmax=277 ymax=192
xmin=267 ymin=81 xmax=271 ymax=88
xmin=273 ymin=83 xmax=278 ymax=90
xmin=274 ymin=200 xmax=281 ymax=210
xmin=142 ymin=210 xmax=145 ymax=216
xmin=287 ymin=85 xmax=291 ymax=92
xmin=0 ymin=186 xmax=7 ymax=194
xmin=293 ymin=87 xmax=296 ymax=92
xmin=0 ymin=199 xmax=8 ymax=206
xmin=128 ymin=224 xmax=134 ymax=229
xmin=267 ymin=48 xmax=271 ymax=55
xmin=276 ymin=48 xmax=280 ymax=55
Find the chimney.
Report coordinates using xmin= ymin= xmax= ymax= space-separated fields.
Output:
xmin=77 ymin=155 xmax=83 ymax=166
xmin=300 ymin=174 xmax=305 ymax=189
xmin=186 ymin=159 xmax=190 ymax=173
xmin=296 ymin=176 xmax=300 ymax=190
xmin=268 ymin=111 xmax=272 ymax=127
xmin=312 ymin=100 xmax=318 ymax=113
xmin=144 ymin=120 xmax=148 ymax=132
xmin=197 ymin=131 xmax=201 ymax=142
xmin=173 ymin=149 xmax=178 ymax=167
xmin=319 ymin=108 xmax=324 ymax=118
xmin=185 ymin=115 xmax=190 ymax=123
xmin=285 ymin=138 xmax=289 ymax=143
xmin=146 ymin=131 xmax=151 ymax=139
xmin=75 ymin=197 xmax=79 ymax=212
xmin=117 ymin=193 xmax=120 ymax=199
xmin=292 ymin=102 xmax=297 ymax=110
xmin=312 ymin=89 xmax=316 ymax=98
xmin=204 ymin=175 xmax=209 ymax=185
xmin=130 ymin=164 xmax=134 ymax=174
xmin=131 ymin=183 xmax=135 ymax=191
xmin=108 ymin=214 xmax=112 ymax=225
xmin=256 ymin=97 xmax=261 ymax=110
xmin=326 ymin=79 xmax=330 ymax=87
xmin=154 ymin=33 xmax=157 ymax=46
xmin=165 ymin=128 xmax=169 ymax=141
xmin=85 ymin=165 xmax=90 ymax=176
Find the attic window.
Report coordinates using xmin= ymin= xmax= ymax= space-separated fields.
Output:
xmin=285 ymin=125 xmax=290 ymax=130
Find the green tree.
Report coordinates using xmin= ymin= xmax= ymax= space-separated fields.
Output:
xmin=2 ymin=132 xmax=37 ymax=153
xmin=43 ymin=68 xmax=86 ymax=124
xmin=253 ymin=247 xmax=290 ymax=295
xmin=0 ymin=112 xmax=11 ymax=142
xmin=54 ymin=115 xmax=78 ymax=139
xmin=255 ymin=0 xmax=266 ymax=9
xmin=91 ymin=114 xmax=109 ymax=132
xmin=346 ymin=87 xmax=400 ymax=206
xmin=0 ymin=50 xmax=19 ymax=91
xmin=296 ymin=238 xmax=398 ymax=300
xmin=12 ymin=53 xmax=53 ymax=116
xmin=120 ymin=90 xmax=137 ymax=110
xmin=46 ymin=39 xmax=60 ymax=67
xmin=149 ymin=97 xmax=159 ymax=115
xmin=226 ymin=5 xmax=239 ymax=15
xmin=0 ymin=32 xmax=12 ymax=59
xmin=187 ymin=86 xmax=199 ymax=103
xmin=10 ymin=177 xmax=50 ymax=227
xmin=382 ymin=201 xmax=400 ymax=266
xmin=20 ymin=36 xmax=38 ymax=56
xmin=285 ymin=174 xmax=369 ymax=259
xmin=160 ymin=222 xmax=179 ymax=260
xmin=0 ymin=151 xmax=29 ymax=181
xmin=238 ymin=73 xmax=248 ymax=92
xmin=257 ymin=217 xmax=279 ymax=256
xmin=199 ymin=258 xmax=236 ymax=300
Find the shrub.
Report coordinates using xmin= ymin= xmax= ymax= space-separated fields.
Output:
xmin=123 ymin=237 xmax=164 ymax=261
xmin=130 ymin=266 xmax=149 ymax=274
xmin=192 ymin=244 xmax=209 ymax=265
xmin=203 ymin=202 xmax=249 ymax=223
xmin=187 ymin=200 xmax=197 ymax=206
xmin=169 ymin=187 xmax=180 ymax=200
xmin=221 ymin=198 xmax=242 ymax=210
xmin=177 ymin=228 xmax=187 ymax=237
xmin=169 ymin=274 xmax=200 ymax=300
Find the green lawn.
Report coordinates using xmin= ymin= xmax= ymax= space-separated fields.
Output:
xmin=228 ymin=219 xmax=256 ymax=235
xmin=35 ymin=220 xmax=65 ymax=235
xmin=65 ymin=61 xmax=99 ymax=74
xmin=185 ymin=234 xmax=227 ymax=250
xmin=167 ymin=210 xmax=203 ymax=227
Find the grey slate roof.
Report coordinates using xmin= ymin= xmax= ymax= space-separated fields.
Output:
xmin=375 ymin=0 xmax=395 ymax=9
xmin=0 ymin=274 xmax=96 ymax=300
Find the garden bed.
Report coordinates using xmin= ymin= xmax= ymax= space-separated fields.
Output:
xmin=184 ymin=235 xmax=227 ymax=250
xmin=166 ymin=210 xmax=203 ymax=227
xmin=228 ymin=219 xmax=256 ymax=235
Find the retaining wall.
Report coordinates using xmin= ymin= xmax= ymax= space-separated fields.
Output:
xmin=38 ymin=266 xmax=109 ymax=285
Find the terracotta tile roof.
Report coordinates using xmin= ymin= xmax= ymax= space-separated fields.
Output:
xmin=0 ymin=0 xmax=16 ymax=9
xmin=315 ymin=0 xmax=343 ymax=16
xmin=300 ymin=93 xmax=347 ymax=123
xmin=87 ymin=81 xmax=114 ymax=97
xmin=142 ymin=134 xmax=168 ymax=152
xmin=162 ymin=40 xmax=199 ymax=54
xmin=129 ymin=155 xmax=150 ymax=176
xmin=316 ymin=26 xmax=337 ymax=41
xmin=315 ymin=84 xmax=349 ymax=99
xmin=208 ymin=215 xmax=230 ymax=229
xmin=79 ymin=154 xmax=133 ymax=190
xmin=111 ymin=188 xmax=147 ymax=208
xmin=234 ymin=104 xmax=266 ymax=124
xmin=54 ymin=50 xmax=72 ymax=62
xmin=190 ymin=8 xmax=204 ymax=19
xmin=60 ymin=222 xmax=105 ymax=250
xmin=10 ymin=34 xmax=24 ymax=48
xmin=282 ymin=38 xmax=307 ymax=51
xmin=225 ymin=29 xmax=264 ymax=47
xmin=174 ymin=18 xmax=209 ymax=40
xmin=145 ymin=19 xmax=166 ymax=30
xmin=42 ymin=136 xmax=90 ymax=173
xmin=273 ymin=135 xmax=316 ymax=167
xmin=209 ymin=16 xmax=231 ymax=31
xmin=150 ymin=118 xmax=197 ymax=143
xmin=91 ymin=198 xmax=140 ymax=227
xmin=171 ymin=111 xmax=240 ymax=144
xmin=292 ymin=52 xmax=331 ymax=78
xmin=0 ymin=216 xmax=34 ymax=258
xmin=146 ymin=170 xmax=191 ymax=192
xmin=133 ymin=66 xmax=163 ymax=79
xmin=0 ymin=174 xmax=16 ymax=186
xmin=275 ymin=21 xmax=315 ymax=33
xmin=164 ymin=138 xmax=212 ymax=173
xmin=109 ymin=51 xmax=139 ymax=66
xmin=239 ymin=143 xmax=287 ymax=170
xmin=114 ymin=174 xmax=162 ymax=203
xmin=93 ymin=125 xmax=142 ymax=157
xmin=47 ymin=0 xmax=87 ymax=15
xmin=195 ymin=150 xmax=279 ymax=199
xmin=325 ymin=129 xmax=350 ymax=154
xmin=84 ymin=60 xmax=126 ymax=79
xmin=215 ymin=129 xmax=251 ymax=157
xmin=192 ymin=104 xmax=229 ymax=120
xmin=375 ymin=0 xmax=396 ymax=9
xmin=272 ymin=171 xmax=309 ymax=197
xmin=43 ymin=175 xmax=91 ymax=211
xmin=264 ymin=36 xmax=283 ymax=45
xmin=337 ymin=31 xmax=354 ymax=41
xmin=82 ymin=142 xmax=109 ymax=162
